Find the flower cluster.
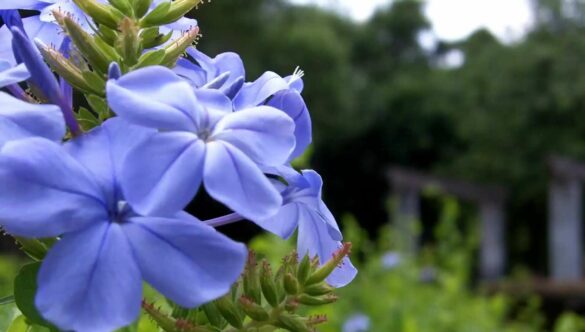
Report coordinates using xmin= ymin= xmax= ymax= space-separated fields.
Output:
xmin=0 ymin=1 xmax=356 ymax=331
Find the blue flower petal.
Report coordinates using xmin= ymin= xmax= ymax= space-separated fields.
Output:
xmin=123 ymin=215 xmax=247 ymax=307
xmin=233 ymin=71 xmax=290 ymax=110
xmin=0 ymin=61 xmax=29 ymax=87
xmin=212 ymin=106 xmax=296 ymax=166
xmin=254 ymin=202 xmax=301 ymax=239
xmin=0 ymin=1 xmax=48 ymax=10
xmin=107 ymin=66 xmax=202 ymax=131
xmin=204 ymin=141 xmax=282 ymax=220
xmin=36 ymin=222 xmax=142 ymax=332
xmin=0 ymin=138 xmax=107 ymax=237
xmin=0 ymin=91 xmax=64 ymax=145
xmin=267 ymin=90 xmax=312 ymax=160
xmin=65 ymin=118 xmax=155 ymax=206
xmin=121 ymin=132 xmax=205 ymax=216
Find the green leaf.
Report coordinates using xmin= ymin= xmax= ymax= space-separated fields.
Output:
xmin=13 ymin=263 xmax=54 ymax=329
xmin=87 ymin=95 xmax=111 ymax=120
xmin=133 ymin=49 xmax=166 ymax=69
xmin=77 ymin=107 xmax=101 ymax=131
xmin=0 ymin=295 xmax=15 ymax=305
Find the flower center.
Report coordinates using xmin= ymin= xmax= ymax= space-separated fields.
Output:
xmin=110 ymin=200 xmax=133 ymax=224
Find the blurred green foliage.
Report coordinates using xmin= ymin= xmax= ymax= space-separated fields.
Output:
xmin=193 ymin=0 xmax=585 ymax=272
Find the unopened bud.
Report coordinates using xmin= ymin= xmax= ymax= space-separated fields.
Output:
xmin=214 ymin=294 xmax=243 ymax=328
xmin=36 ymin=41 xmax=104 ymax=96
xmin=296 ymin=254 xmax=311 ymax=285
xmin=141 ymin=0 xmax=202 ymax=27
xmin=201 ymin=303 xmax=223 ymax=328
xmin=239 ymin=296 xmax=270 ymax=321
xmin=276 ymin=313 xmax=310 ymax=332
xmin=306 ymin=243 xmax=352 ymax=286
xmin=284 ymin=298 xmax=300 ymax=312
xmin=132 ymin=0 xmax=154 ymax=18
xmin=303 ymin=283 xmax=334 ymax=296
xmin=73 ymin=0 xmax=124 ymax=29
xmin=260 ymin=260 xmax=279 ymax=307
xmin=108 ymin=0 xmax=133 ymax=16
xmin=141 ymin=28 xmax=173 ymax=49
xmin=284 ymin=273 xmax=300 ymax=295
xmin=116 ymin=18 xmax=141 ymax=66
xmin=243 ymin=251 xmax=262 ymax=304
xmin=58 ymin=12 xmax=115 ymax=74
xmin=297 ymin=294 xmax=338 ymax=306
xmin=161 ymin=26 xmax=200 ymax=67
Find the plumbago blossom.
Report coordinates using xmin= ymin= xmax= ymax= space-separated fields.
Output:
xmin=0 ymin=1 xmax=356 ymax=331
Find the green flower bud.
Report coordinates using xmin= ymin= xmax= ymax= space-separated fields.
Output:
xmin=243 ymin=251 xmax=262 ymax=304
xmin=297 ymin=294 xmax=338 ymax=306
xmin=108 ymin=0 xmax=134 ymax=16
xmin=55 ymin=11 xmax=116 ymax=74
xmin=303 ymin=283 xmax=334 ymax=297
xmin=139 ymin=1 xmax=170 ymax=27
xmin=140 ymin=0 xmax=202 ymax=27
xmin=201 ymin=303 xmax=224 ymax=328
xmin=132 ymin=0 xmax=154 ymax=18
xmin=141 ymin=300 xmax=177 ymax=332
xmin=260 ymin=261 xmax=280 ymax=307
xmin=133 ymin=49 xmax=166 ymax=69
xmin=36 ymin=41 xmax=105 ymax=96
xmin=276 ymin=313 xmax=310 ymax=332
xmin=141 ymin=28 xmax=173 ymax=49
xmin=296 ymin=254 xmax=311 ymax=285
xmin=306 ymin=243 xmax=352 ymax=286
xmin=72 ymin=0 xmax=124 ymax=29
xmin=284 ymin=273 xmax=300 ymax=295
xmin=214 ymin=294 xmax=243 ymax=328
xmin=161 ymin=26 xmax=200 ymax=67
xmin=116 ymin=18 xmax=141 ymax=66
xmin=238 ymin=296 xmax=270 ymax=322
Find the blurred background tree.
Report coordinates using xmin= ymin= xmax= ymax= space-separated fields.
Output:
xmin=193 ymin=0 xmax=585 ymax=278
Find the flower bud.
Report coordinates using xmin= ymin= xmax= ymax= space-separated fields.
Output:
xmin=303 ymin=283 xmax=334 ymax=296
xmin=296 ymin=254 xmax=311 ymax=285
xmin=140 ymin=0 xmax=202 ymax=27
xmin=132 ymin=0 xmax=154 ymax=18
xmin=108 ymin=0 xmax=134 ymax=16
xmin=201 ymin=303 xmax=224 ymax=328
xmin=214 ymin=294 xmax=243 ymax=328
xmin=141 ymin=28 xmax=173 ymax=49
xmin=243 ymin=252 xmax=262 ymax=304
xmin=72 ymin=0 xmax=124 ymax=29
xmin=133 ymin=49 xmax=166 ymax=69
xmin=141 ymin=300 xmax=176 ymax=331
xmin=284 ymin=273 xmax=300 ymax=295
xmin=260 ymin=261 xmax=279 ymax=307
xmin=239 ymin=296 xmax=270 ymax=322
xmin=56 ymin=12 xmax=115 ymax=74
xmin=306 ymin=243 xmax=352 ymax=286
xmin=161 ymin=26 xmax=200 ymax=67
xmin=276 ymin=313 xmax=310 ymax=332
xmin=36 ymin=41 xmax=104 ymax=96
xmin=297 ymin=294 xmax=338 ymax=306
xmin=116 ymin=18 xmax=141 ymax=66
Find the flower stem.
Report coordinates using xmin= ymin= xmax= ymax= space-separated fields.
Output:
xmin=203 ymin=213 xmax=245 ymax=228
